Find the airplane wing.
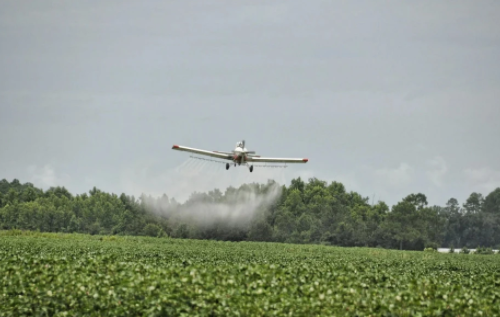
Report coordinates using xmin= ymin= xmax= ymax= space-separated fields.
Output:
xmin=247 ymin=157 xmax=308 ymax=164
xmin=172 ymin=145 xmax=232 ymax=160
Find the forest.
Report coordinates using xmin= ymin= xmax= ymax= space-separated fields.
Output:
xmin=1 ymin=177 xmax=499 ymax=250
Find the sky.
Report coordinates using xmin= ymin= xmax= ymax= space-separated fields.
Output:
xmin=1 ymin=1 xmax=499 ymax=207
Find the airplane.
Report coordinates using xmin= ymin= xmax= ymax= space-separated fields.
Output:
xmin=172 ymin=140 xmax=308 ymax=172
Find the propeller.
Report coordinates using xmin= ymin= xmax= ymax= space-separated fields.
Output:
xmin=241 ymin=140 xmax=255 ymax=154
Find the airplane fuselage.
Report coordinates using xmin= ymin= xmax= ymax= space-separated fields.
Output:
xmin=231 ymin=146 xmax=246 ymax=165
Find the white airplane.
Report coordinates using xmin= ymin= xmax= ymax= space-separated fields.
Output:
xmin=172 ymin=140 xmax=308 ymax=172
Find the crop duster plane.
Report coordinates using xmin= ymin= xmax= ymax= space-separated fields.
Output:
xmin=172 ymin=140 xmax=308 ymax=172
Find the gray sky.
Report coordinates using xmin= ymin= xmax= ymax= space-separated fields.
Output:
xmin=1 ymin=1 xmax=499 ymax=207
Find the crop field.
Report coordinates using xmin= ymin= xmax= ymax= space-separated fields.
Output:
xmin=1 ymin=231 xmax=500 ymax=316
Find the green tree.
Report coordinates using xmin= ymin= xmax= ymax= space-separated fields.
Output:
xmin=296 ymin=213 xmax=312 ymax=233
xmin=248 ymin=217 xmax=273 ymax=242
xmin=463 ymin=192 xmax=484 ymax=214
xmin=403 ymin=193 xmax=428 ymax=210
xmin=443 ymin=198 xmax=463 ymax=247
xmin=384 ymin=200 xmax=420 ymax=250
xmin=143 ymin=223 xmax=164 ymax=237
xmin=5 ymin=188 xmax=19 ymax=205
xmin=483 ymin=188 xmax=500 ymax=214
xmin=284 ymin=189 xmax=306 ymax=216
xmin=273 ymin=209 xmax=296 ymax=242
xmin=173 ymin=224 xmax=191 ymax=239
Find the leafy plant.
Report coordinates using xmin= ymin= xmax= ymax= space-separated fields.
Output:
xmin=475 ymin=246 xmax=494 ymax=255
xmin=460 ymin=246 xmax=470 ymax=254
xmin=1 ymin=233 xmax=500 ymax=316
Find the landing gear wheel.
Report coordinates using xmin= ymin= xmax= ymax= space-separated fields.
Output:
xmin=226 ymin=163 xmax=230 ymax=170
xmin=249 ymin=165 xmax=253 ymax=173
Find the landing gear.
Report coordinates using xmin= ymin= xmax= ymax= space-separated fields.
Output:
xmin=227 ymin=161 xmax=253 ymax=172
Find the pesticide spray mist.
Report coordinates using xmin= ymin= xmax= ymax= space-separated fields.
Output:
xmin=125 ymin=157 xmax=287 ymax=235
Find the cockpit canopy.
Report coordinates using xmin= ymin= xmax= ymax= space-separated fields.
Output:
xmin=236 ymin=141 xmax=243 ymax=148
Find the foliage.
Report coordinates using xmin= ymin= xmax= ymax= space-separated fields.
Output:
xmin=1 ymin=178 xmax=500 ymax=250
xmin=475 ymin=246 xmax=495 ymax=255
xmin=460 ymin=246 xmax=470 ymax=254
xmin=424 ymin=242 xmax=439 ymax=250
xmin=2 ymin=233 xmax=500 ymax=316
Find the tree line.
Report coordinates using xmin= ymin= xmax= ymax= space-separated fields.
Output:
xmin=1 ymin=177 xmax=499 ymax=250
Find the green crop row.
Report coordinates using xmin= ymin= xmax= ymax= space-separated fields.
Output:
xmin=1 ymin=232 xmax=500 ymax=316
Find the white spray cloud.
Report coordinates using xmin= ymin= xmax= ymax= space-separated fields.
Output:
xmin=120 ymin=157 xmax=291 ymax=228
xmin=161 ymin=182 xmax=283 ymax=228
xmin=120 ymin=156 xmax=289 ymax=203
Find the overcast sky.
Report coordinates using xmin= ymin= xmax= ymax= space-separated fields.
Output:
xmin=1 ymin=1 xmax=499 ymax=207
